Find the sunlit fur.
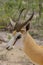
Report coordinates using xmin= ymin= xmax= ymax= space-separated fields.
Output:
xmin=13 ymin=30 xmax=43 ymax=65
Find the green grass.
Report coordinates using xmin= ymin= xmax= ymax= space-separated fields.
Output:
xmin=0 ymin=26 xmax=6 ymax=29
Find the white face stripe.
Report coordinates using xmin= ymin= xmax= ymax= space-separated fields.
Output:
xmin=6 ymin=32 xmax=22 ymax=50
xmin=6 ymin=36 xmax=16 ymax=49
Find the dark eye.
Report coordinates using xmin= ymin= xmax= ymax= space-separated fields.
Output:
xmin=16 ymin=34 xmax=21 ymax=40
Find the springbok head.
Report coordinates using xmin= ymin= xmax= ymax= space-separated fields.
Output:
xmin=6 ymin=9 xmax=34 ymax=50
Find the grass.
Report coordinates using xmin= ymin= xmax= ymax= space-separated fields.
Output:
xmin=0 ymin=26 xmax=6 ymax=29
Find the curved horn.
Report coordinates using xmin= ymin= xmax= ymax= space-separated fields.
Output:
xmin=21 ymin=11 xmax=34 ymax=27
xmin=9 ymin=8 xmax=25 ymax=27
xmin=14 ymin=11 xmax=34 ymax=32
xmin=17 ymin=8 xmax=26 ymax=21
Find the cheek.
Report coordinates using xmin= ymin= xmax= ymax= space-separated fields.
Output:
xmin=14 ymin=38 xmax=24 ymax=49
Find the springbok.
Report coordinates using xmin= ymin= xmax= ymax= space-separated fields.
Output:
xmin=1 ymin=9 xmax=43 ymax=65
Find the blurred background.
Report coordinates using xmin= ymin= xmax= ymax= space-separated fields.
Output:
xmin=0 ymin=0 xmax=43 ymax=65
xmin=0 ymin=0 xmax=43 ymax=40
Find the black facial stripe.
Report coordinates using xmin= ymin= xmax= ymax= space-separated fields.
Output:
xmin=6 ymin=34 xmax=21 ymax=50
xmin=13 ymin=34 xmax=21 ymax=46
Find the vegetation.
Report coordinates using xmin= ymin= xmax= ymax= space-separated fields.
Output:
xmin=0 ymin=0 xmax=43 ymax=36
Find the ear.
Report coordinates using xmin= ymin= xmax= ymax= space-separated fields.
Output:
xmin=26 ymin=23 xmax=30 ymax=31
xmin=20 ymin=23 xmax=30 ymax=34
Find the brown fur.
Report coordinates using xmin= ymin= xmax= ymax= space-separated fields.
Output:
xmin=23 ymin=32 xmax=43 ymax=65
xmin=13 ymin=31 xmax=43 ymax=65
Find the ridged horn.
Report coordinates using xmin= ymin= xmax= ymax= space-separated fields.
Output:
xmin=9 ymin=8 xmax=25 ymax=27
xmin=14 ymin=11 xmax=34 ymax=32
xmin=21 ymin=11 xmax=34 ymax=27
xmin=17 ymin=8 xmax=26 ymax=21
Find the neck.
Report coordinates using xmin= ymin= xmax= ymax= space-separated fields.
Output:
xmin=23 ymin=32 xmax=43 ymax=65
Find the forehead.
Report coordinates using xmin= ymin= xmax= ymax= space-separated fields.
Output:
xmin=12 ymin=29 xmax=25 ymax=35
xmin=12 ymin=30 xmax=22 ymax=36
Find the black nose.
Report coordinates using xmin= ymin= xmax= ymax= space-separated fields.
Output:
xmin=6 ymin=46 xmax=10 ymax=50
xmin=6 ymin=46 xmax=13 ymax=50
